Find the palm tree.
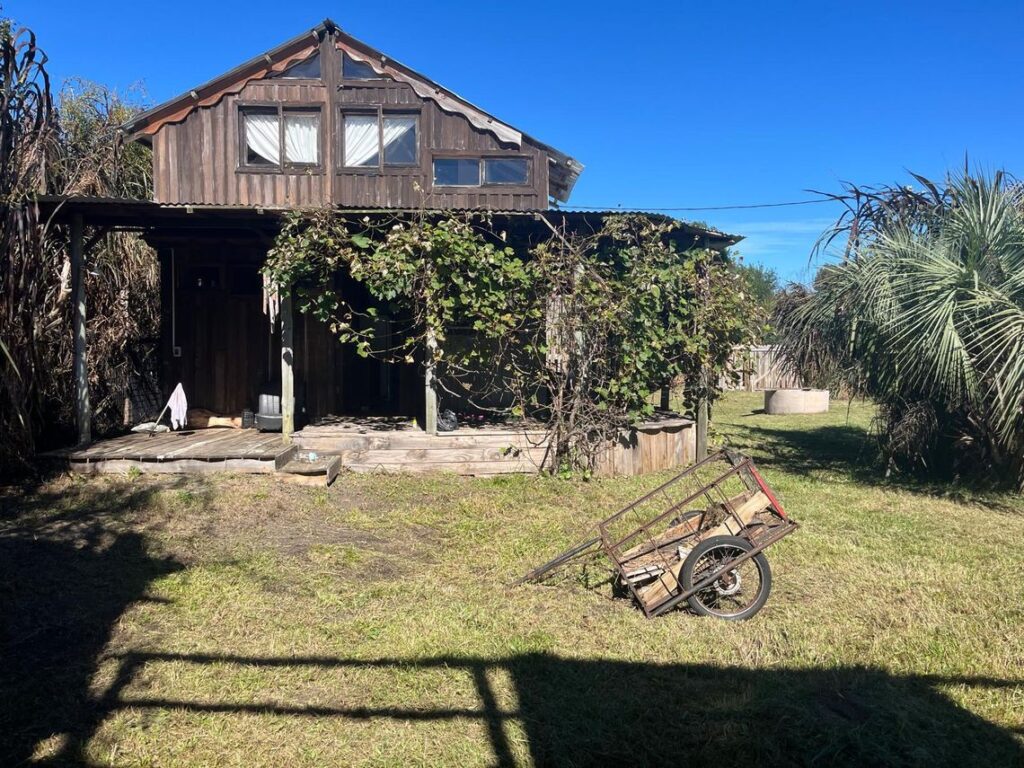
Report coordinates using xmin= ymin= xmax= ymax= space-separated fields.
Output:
xmin=776 ymin=171 xmax=1024 ymax=487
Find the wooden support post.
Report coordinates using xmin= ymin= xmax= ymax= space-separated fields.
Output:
xmin=281 ymin=288 xmax=295 ymax=443
xmin=424 ymin=327 xmax=438 ymax=435
xmin=660 ymin=385 xmax=670 ymax=411
xmin=70 ymin=213 xmax=91 ymax=446
xmin=696 ymin=395 xmax=709 ymax=461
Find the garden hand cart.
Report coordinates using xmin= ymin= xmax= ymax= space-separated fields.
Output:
xmin=518 ymin=449 xmax=798 ymax=620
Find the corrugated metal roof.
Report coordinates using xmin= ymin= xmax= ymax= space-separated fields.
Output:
xmin=31 ymin=196 xmax=742 ymax=247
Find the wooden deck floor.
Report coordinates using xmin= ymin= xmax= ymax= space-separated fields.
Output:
xmin=42 ymin=416 xmax=694 ymax=478
xmin=47 ymin=428 xmax=295 ymax=474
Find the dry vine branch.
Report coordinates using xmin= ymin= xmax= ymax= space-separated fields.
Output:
xmin=0 ymin=19 xmax=157 ymax=473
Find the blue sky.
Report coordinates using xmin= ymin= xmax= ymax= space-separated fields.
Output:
xmin=10 ymin=0 xmax=1024 ymax=283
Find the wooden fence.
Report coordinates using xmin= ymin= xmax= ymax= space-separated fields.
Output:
xmin=719 ymin=345 xmax=802 ymax=391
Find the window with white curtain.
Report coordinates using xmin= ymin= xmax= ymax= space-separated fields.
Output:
xmin=241 ymin=106 xmax=321 ymax=169
xmin=243 ymin=109 xmax=280 ymax=166
xmin=383 ymin=116 xmax=417 ymax=165
xmin=284 ymin=111 xmax=320 ymax=165
xmin=343 ymin=114 xmax=379 ymax=167
xmin=343 ymin=112 xmax=418 ymax=168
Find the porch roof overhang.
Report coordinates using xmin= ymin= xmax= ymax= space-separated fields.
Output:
xmin=30 ymin=196 xmax=743 ymax=251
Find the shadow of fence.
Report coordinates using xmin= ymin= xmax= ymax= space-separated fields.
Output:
xmin=20 ymin=648 xmax=1022 ymax=767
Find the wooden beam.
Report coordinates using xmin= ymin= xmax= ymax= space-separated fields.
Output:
xmin=281 ymin=288 xmax=295 ymax=442
xmin=424 ymin=327 xmax=438 ymax=435
xmin=696 ymin=394 xmax=708 ymax=461
xmin=70 ymin=213 xmax=91 ymax=446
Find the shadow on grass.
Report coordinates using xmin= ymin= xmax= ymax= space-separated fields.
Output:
xmin=74 ymin=651 xmax=1024 ymax=767
xmin=0 ymin=479 xmax=187 ymax=766
xmin=720 ymin=415 xmax=1023 ymax=511
xmin=727 ymin=422 xmax=877 ymax=478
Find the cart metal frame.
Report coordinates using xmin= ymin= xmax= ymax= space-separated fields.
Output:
xmin=518 ymin=449 xmax=798 ymax=618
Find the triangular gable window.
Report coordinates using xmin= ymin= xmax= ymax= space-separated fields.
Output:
xmin=271 ymin=51 xmax=321 ymax=79
xmin=342 ymin=52 xmax=384 ymax=80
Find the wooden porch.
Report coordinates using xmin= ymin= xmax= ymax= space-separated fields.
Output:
xmin=46 ymin=429 xmax=296 ymax=475
xmin=44 ymin=414 xmax=695 ymax=480
xmin=293 ymin=418 xmax=551 ymax=475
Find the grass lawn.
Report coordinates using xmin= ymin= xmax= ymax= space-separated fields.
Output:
xmin=2 ymin=392 xmax=1022 ymax=766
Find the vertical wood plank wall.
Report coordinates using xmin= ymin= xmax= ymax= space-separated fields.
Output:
xmin=593 ymin=421 xmax=697 ymax=478
xmin=151 ymin=56 xmax=549 ymax=210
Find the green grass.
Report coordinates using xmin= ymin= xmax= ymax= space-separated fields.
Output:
xmin=2 ymin=392 xmax=1022 ymax=766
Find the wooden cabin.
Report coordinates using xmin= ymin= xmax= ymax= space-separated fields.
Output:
xmin=40 ymin=19 xmax=740 ymax=477
xmin=118 ymin=18 xmax=591 ymax=431
xmin=126 ymin=19 xmax=582 ymax=210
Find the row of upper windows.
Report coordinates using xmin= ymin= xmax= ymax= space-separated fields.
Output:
xmin=239 ymin=106 xmax=530 ymax=186
xmin=269 ymin=51 xmax=388 ymax=81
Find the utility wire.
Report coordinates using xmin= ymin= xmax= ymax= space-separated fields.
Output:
xmin=563 ymin=198 xmax=841 ymax=212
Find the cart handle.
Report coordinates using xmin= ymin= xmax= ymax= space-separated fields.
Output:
xmin=749 ymin=461 xmax=788 ymax=520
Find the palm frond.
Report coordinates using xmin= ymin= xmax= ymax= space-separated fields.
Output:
xmin=777 ymin=169 xmax=1024 ymax=488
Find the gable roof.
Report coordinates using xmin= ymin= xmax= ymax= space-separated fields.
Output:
xmin=122 ymin=19 xmax=584 ymax=202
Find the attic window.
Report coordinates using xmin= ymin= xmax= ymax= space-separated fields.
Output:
xmin=342 ymin=52 xmax=384 ymax=80
xmin=241 ymin=106 xmax=321 ymax=169
xmin=271 ymin=51 xmax=321 ymax=79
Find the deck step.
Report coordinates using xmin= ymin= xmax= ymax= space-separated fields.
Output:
xmin=342 ymin=459 xmax=540 ymax=476
xmin=293 ymin=432 xmax=549 ymax=454
xmin=277 ymin=454 xmax=343 ymax=486
xmin=343 ymin=446 xmax=548 ymax=464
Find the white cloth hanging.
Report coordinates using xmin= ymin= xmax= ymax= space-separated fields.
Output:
xmin=344 ymin=115 xmax=379 ymax=167
xmin=245 ymin=113 xmax=280 ymax=165
xmin=167 ymin=383 xmax=188 ymax=430
xmin=284 ymin=113 xmax=319 ymax=164
xmin=262 ymin=273 xmax=279 ymax=326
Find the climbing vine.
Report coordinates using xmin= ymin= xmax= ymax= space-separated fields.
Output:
xmin=263 ymin=208 xmax=757 ymax=472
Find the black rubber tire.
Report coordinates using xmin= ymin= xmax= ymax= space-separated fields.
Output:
xmin=680 ymin=535 xmax=772 ymax=621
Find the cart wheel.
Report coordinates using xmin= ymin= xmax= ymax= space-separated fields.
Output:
xmin=680 ymin=535 xmax=772 ymax=621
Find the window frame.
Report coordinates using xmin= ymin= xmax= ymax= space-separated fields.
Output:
xmin=431 ymin=153 xmax=533 ymax=189
xmin=340 ymin=50 xmax=387 ymax=82
xmin=432 ymin=157 xmax=482 ymax=188
xmin=483 ymin=156 xmax=531 ymax=186
xmin=339 ymin=106 xmax=421 ymax=172
xmin=237 ymin=102 xmax=324 ymax=174
xmin=269 ymin=51 xmax=322 ymax=81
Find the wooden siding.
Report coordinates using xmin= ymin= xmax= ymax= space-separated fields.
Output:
xmin=153 ymin=82 xmax=329 ymax=207
xmin=151 ymin=39 xmax=550 ymax=210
